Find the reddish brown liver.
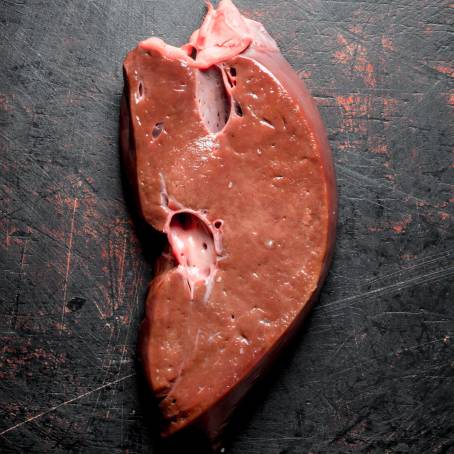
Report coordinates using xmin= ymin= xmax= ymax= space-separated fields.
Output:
xmin=121 ymin=0 xmax=336 ymax=443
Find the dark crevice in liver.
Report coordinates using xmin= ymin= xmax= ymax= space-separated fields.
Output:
xmin=234 ymin=100 xmax=243 ymax=117
xmin=261 ymin=118 xmax=274 ymax=128
xmin=225 ymin=76 xmax=234 ymax=88
xmin=282 ymin=116 xmax=287 ymax=128
xmin=196 ymin=66 xmax=231 ymax=133
xmin=240 ymin=332 xmax=250 ymax=344
xmin=223 ymin=66 xmax=237 ymax=88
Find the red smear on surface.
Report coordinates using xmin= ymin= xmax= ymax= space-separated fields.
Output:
xmin=448 ymin=94 xmax=454 ymax=106
xmin=439 ymin=212 xmax=450 ymax=221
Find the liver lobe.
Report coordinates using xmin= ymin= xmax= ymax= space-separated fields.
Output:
xmin=121 ymin=30 xmax=336 ymax=443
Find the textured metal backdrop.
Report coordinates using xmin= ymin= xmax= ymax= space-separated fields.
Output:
xmin=0 ymin=0 xmax=453 ymax=452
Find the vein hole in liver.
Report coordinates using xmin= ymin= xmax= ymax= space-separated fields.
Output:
xmin=168 ymin=212 xmax=216 ymax=281
xmin=138 ymin=81 xmax=143 ymax=98
xmin=224 ymin=67 xmax=237 ymax=88
xmin=152 ymin=122 xmax=164 ymax=139
xmin=196 ymin=66 xmax=231 ymax=133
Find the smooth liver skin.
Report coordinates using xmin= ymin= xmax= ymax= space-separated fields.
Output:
xmin=120 ymin=0 xmax=337 ymax=443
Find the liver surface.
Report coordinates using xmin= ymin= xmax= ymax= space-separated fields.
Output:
xmin=121 ymin=0 xmax=336 ymax=443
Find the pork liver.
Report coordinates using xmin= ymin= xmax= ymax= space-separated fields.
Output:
xmin=120 ymin=0 xmax=336 ymax=444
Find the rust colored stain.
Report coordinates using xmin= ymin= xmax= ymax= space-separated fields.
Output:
xmin=347 ymin=24 xmax=362 ymax=35
xmin=370 ymin=143 xmax=388 ymax=155
xmin=5 ymin=226 xmax=10 ymax=248
xmin=391 ymin=215 xmax=412 ymax=234
xmin=1 ymin=343 xmax=66 ymax=379
xmin=381 ymin=36 xmax=394 ymax=51
xmin=79 ymin=188 xmax=100 ymax=239
xmin=334 ymin=33 xmax=376 ymax=88
xmin=384 ymin=173 xmax=395 ymax=182
xmin=0 ymin=94 xmax=12 ymax=112
xmin=336 ymin=95 xmax=369 ymax=116
xmin=241 ymin=8 xmax=266 ymax=19
xmin=383 ymin=97 xmax=398 ymax=117
xmin=401 ymin=253 xmax=418 ymax=261
xmin=54 ymin=322 xmax=70 ymax=333
xmin=336 ymin=95 xmax=370 ymax=134
xmin=368 ymin=226 xmax=384 ymax=233
xmin=337 ymin=139 xmax=362 ymax=152
xmin=96 ymin=220 xmax=138 ymax=318
xmin=435 ymin=65 xmax=454 ymax=78
xmin=60 ymin=197 xmax=78 ymax=331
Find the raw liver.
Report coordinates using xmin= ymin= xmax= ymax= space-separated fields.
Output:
xmin=121 ymin=0 xmax=336 ymax=444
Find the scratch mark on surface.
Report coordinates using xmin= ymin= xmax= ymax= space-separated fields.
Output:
xmin=11 ymin=238 xmax=29 ymax=331
xmin=321 ymin=265 xmax=454 ymax=313
xmin=5 ymin=225 xmax=10 ymax=248
xmin=366 ymin=249 xmax=454 ymax=287
xmin=105 ymin=260 xmax=143 ymax=419
xmin=0 ymin=373 xmax=136 ymax=437
xmin=60 ymin=198 xmax=78 ymax=332
xmin=116 ymin=234 xmax=127 ymax=310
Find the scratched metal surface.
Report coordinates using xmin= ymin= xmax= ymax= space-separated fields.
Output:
xmin=0 ymin=0 xmax=453 ymax=453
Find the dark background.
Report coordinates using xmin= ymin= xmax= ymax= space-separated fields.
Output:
xmin=1 ymin=0 xmax=453 ymax=452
